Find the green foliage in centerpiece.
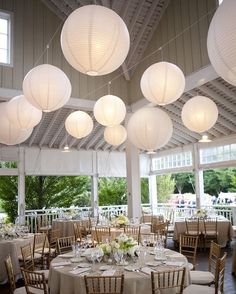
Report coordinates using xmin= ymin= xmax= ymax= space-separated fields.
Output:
xmin=111 ymin=214 xmax=129 ymax=227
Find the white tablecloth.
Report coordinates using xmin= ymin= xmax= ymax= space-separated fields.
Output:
xmin=173 ymin=217 xmax=233 ymax=247
xmin=0 ymin=234 xmax=34 ymax=284
xmin=49 ymin=248 xmax=190 ymax=294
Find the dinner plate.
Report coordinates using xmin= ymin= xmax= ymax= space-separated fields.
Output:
xmin=154 ymin=256 xmax=167 ymax=261
xmin=99 ymin=265 xmax=112 ymax=271
xmin=77 ymin=263 xmax=91 ymax=268
xmin=70 ymin=257 xmax=83 ymax=263
xmin=145 ymin=261 xmax=160 ymax=267
xmin=124 ymin=265 xmax=139 ymax=271
xmin=58 ymin=253 xmax=74 ymax=258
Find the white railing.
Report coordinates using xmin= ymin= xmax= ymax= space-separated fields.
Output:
xmin=23 ymin=204 xmax=236 ymax=233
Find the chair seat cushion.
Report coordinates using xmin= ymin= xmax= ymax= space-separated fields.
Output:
xmin=43 ymin=247 xmax=56 ymax=254
xmin=188 ymin=262 xmax=194 ymax=271
xmin=190 ymin=270 xmax=215 ymax=285
xmin=28 ymin=286 xmax=48 ymax=294
xmin=203 ymin=231 xmax=218 ymax=236
xmin=183 ymin=284 xmax=220 ymax=294
xmin=36 ymin=269 xmax=49 ymax=280
xmin=185 ymin=231 xmax=199 ymax=235
xmin=18 ymin=252 xmax=42 ymax=260
xmin=14 ymin=287 xmax=27 ymax=294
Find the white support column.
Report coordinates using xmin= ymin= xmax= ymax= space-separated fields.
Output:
xmin=18 ymin=147 xmax=25 ymax=225
xmin=126 ymin=137 xmax=142 ymax=219
xmin=148 ymin=175 xmax=157 ymax=214
xmin=193 ymin=144 xmax=204 ymax=209
xmin=91 ymin=151 xmax=99 ymax=218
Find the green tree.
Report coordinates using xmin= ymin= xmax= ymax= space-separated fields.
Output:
xmin=156 ymin=174 xmax=175 ymax=203
xmin=172 ymin=173 xmax=195 ymax=194
xmin=98 ymin=177 xmax=127 ymax=205
xmin=141 ymin=178 xmax=149 ymax=203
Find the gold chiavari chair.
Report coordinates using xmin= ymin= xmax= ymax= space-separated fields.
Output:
xmin=183 ymin=252 xmax=227 ymax=294
xmin=151 ymin=268 xmax=186 ymax=294
xmin=21 ymin=244 xmax=49 ymax=280
xmin=95 ymin=227 xmax=111 ymax=244
xmin=73 ymin=222 xmax=84 ymax=243
xmin=190 ymin=241 xmax=221 ymax=285
xmin=151 ymin=221 xmax=168 ymax=247
xmin=84 ymin=274 xmax=124 ymax=294
xmin=49 ymin=229 xmax=60 ymax=255
xmin=185 ymin=218 xmax=200 ymax=236
xmin=179 ymin=234 xmax=199 ymax=270
xmin=140 ymin=233 xmax=159 ymax=247
xmin=202 ymin=218 xmax=218 ymax=248
xmin=124 ymin=225 xmax=141 ymax=244
xmin=57 ymin=236 xmax=75 ymax=254
xmin=33 ymin=233 xmax=54 ymax=268
xmin=21 ymin=268 xmax=48 ymax=294
xmin=5 ymin=255 xmax=26 ymax=294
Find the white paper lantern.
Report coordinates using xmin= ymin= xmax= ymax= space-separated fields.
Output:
xmin=207 ymin=0 xmax=236 ymax=86
xmin=6 ymin=95 xmax=42 ymax=129
xmin=181 ymin=96 xmax=218 ymax=133
xmin=140 ymin=62 xmax=185 ymax=105
xmin=0 ymin=103 xmax=33 ymax=145
xmin=23 ymin=64 xmax=71 ymax=112
xmin=104 ymin=125 xmax=127 ymax=146
xmin=127 ymin=107 xmax=173 ymax=152
xmin=65 ymin=111 xmax=93 ymax=139
xmin=61 ymin=5 xmax=130 ymax=76
xmin=94 ymin=95 xmax=126 ymax=126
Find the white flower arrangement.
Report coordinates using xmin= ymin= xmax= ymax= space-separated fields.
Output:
xmin=195 ymin=208 xmax=207 ymax=218
xmin=0 ymin=223 xmax=17 ymax=239
xmin=111 ymin=214 xmax=129 ymax=227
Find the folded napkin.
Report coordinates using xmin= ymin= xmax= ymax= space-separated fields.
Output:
xmin=69 ymin=268 xmax=91 ymax=275
xmin=140 ymin=267 xmax=156 ymax=275
xmin=52 ymin=261 xmax=71 ymax=267
xmin=101 ymin=269 xmax=116 ymax=276
xmin=58 ymin=253 xmax=74 ymax=258
xmin=165 ymin=254 xmax=183 ymax=258
xmin=165 ymin=261 xmax=184 ymax=267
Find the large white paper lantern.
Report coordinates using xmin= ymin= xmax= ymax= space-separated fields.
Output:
xmin=104 ymin=125 xmax=127 ymax=146
xmin=94 ymin=95 xmax=126 ymax=126
xmin=140 ymin=62 xmax=185 ymax=105
xmin=61 ymin=5 xmax=130 ymax=76
xmin=181 ymin=96 xmax=218 ymax=133
xmin=23 ymin=64 xmax=71 ymax=112
xmin=0 ymin=103 xmax=33 ymax=145
xmin=6 ymin=95 xmax=42 ymax=129
xmin=127 ymin=107 xmax=173 ymax=152
xmin=65 ymin=111 xmax=93 ymax=139
xmin=207 ymin=0 xmax=236 ymax=86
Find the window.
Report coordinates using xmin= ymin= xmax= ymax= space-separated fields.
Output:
xmin=200 ymin=143 xmax=236 ymax=165
xmin=0 ymin=10 xmax=12 ymax=65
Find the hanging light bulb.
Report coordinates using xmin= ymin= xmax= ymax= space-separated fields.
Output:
xmin=61 ymin=5 xmax=130 ymax=76
xmin=199 ymin=135 xmax=212 ymax=143
xmin=62 ymin=133 xmax=71 ymax=152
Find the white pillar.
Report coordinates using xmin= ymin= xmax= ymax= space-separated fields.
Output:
xmin=91 ymin=174 xmax=99 ymax=218
xmin=126 ymin=138 xmax=142 ymax=219
xmin=18 ymin=147 xmax=25 ymax=225
xmin=193 ymin=144 xmax=204 ymax=209
xmin=148 ymin=175 xmax=157 ymax=214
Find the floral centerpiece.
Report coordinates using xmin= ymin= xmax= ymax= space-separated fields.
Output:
xmin=0 ymin=223 xmax=17 ymax=239
xmin=111 ymin=214 xmax=129 ymax=228
xmin=194 ymin=208 xmax=207 ymax=219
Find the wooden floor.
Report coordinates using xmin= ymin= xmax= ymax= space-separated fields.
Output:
xmin=1 ymin=239 xmax=236 ymax=294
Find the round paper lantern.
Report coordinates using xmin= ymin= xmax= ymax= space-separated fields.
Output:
xmin=6 ymin=95 xmax=42 ymax=129
xmin=207 ymin=0 xmax=236 ymax=86
xmin=140 ymin=62 xmax=185 ymax=105
xmin=127 ymin=107 xmax=173 ymax=152
xmin=23 ymin=64 xmax=71 ymax=112
xmin=181 ymin=96 xmax=218 ymax=133
xmin=61 ymin=5 xmax=130 ymax=76
xmin=104 ymin=125 xmax=127 ymax=146
xmin=94 ymin=95 xmax=126 ymax=126
xmin=65 ymin=111 xmax=93 ymax=139
xmin=0 ymin=103 xmax=33 ymax=145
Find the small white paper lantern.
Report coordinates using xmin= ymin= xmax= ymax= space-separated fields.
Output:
xmin=140 ymin=62 xmax=185 ymax=105
xmin=6 ymin=95 xmax=42 ymax=129
xmin=23 ymin=64 xmax=71 ymax=112
xmin=0 ymin=103 xmax=33 ymax=145
xmin=181 ymin=96 xmax=218 ymax=133
xmin=104 ymin=125 xmax=127 ymax=146
xmin=207 ymin=0 xmax=236 ymax=86
xmin=61 ymin=5 xmax=130 ymax=76
xmin=127 ymin=107 xmax=173 ymax=152
xmin=94 ymin=95 xmax=126 ymax=126
xmin=65 ymin=111 xmax=93 ymax=139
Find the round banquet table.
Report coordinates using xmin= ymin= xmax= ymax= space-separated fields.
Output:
xmin=49 ymin=248 xmax=190 ymax=294
xmin=52 ymin=219 xmax=86 ymax=237
xmin=0 ymin=234 xmax=34 ymax=284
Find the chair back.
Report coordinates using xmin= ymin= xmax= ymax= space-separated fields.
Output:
xmin=151 ymin=268 xmax=186 ymax=294
xmin=203 ymin=218 xmax=218 ymax=235
xmin=124 ymin=226 xmax=141 ymax=244
xmin=21 ymin=243 xmax=35 ymax=271
xmin=208 ymin=241 xmax=221 ymax=274
xmin=57 ymin=236 xmax=75 ymax=254
xmin=33 ymin=233 xmax=47 ymax=256
xmin=84 ymin=274 xmax=124 ymax=294
xmin=21 ymin=268 xmax=48 ymax=294
xmin=4 ymin=255 xmax=16 ymax=294
xmin=50 ymin=229 xmax=60 ymax=247
xmin=185 ymin=218 xmax=200 ymax=235
xmin=179 ymin=234 xmax=198 ymax=269
xmin=215 ymin=252 xmax=227 ymax=294
xmin=73 ymin=223 xmax=84 ymax=242
xmin=151 ymin=221 xmax=168 ymax=247
xmin=95 ymin=227 xmax=111 ymax=244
